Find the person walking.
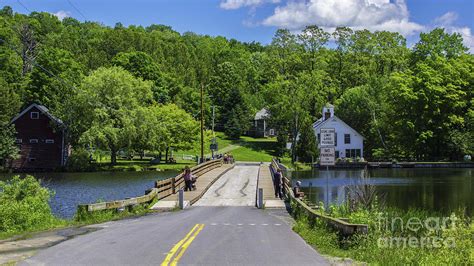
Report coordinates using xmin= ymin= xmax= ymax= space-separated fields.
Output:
xmin=274 ymin=168 xmax=283 ymax=199
xmin=183 ymin=166 xmax=194 ymax=191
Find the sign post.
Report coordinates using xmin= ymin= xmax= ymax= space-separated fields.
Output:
xmin=210 ymin=138 xmax=218 ymax=159
xmin=320 ymin=128 xmax=335 ymax=212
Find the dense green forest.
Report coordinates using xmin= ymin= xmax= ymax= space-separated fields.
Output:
xmin=0 ymin=6 xmax=472 ymax=165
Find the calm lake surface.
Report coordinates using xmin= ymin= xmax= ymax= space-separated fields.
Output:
xmin=0 ymin=171 xmax=178 ymax=219
xmin=290 ymin=168 xmax=473 ymax=215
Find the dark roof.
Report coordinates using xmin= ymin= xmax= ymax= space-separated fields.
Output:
xmin=11 ymin=103 xmax=64 ymax=125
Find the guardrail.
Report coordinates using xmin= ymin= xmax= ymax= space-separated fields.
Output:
xmin=270 ymin=158 xmax=368 ymax=236
xmin=155 ymin=159 xmax=223 ymax=199
xmin=78 ymin=159 xmax=223 ymax=213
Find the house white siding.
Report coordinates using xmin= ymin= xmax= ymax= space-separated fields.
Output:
xmin=313 ymin=105 xmax=364 ymax=159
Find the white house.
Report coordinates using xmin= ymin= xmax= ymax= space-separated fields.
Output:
xmin=313 ymin=104 xmax=364 ymax=159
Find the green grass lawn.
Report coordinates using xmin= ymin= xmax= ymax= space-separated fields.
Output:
xmin=93 ymin=158 xmax=195 ymax=172
xmin=90 ymin=132 xmax=280 ymax=172
xmin=176 ymin=132 xmax=279 ymax=162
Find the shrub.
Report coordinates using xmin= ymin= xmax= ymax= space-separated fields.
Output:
xmin=0 ymin=175 xmax=62 ymax=236
xmin=66 ymin=148 xmax=94 ymax=171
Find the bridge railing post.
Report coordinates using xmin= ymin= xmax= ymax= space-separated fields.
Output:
xmin=258 ymin=188 xmax=263 ymax=209
xmin=178 ymin=189 xmax=184 ymax=209
xmin=171 ymin=177 xmax=176 ymax=194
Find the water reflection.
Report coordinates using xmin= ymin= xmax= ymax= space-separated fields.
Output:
xmin=1 ymin=171 xmax=178 ymax=219
xmin=290 ymin=168 xmax=473 ymax=215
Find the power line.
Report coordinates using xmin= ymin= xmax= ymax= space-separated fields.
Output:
xmin=66 ymin=0 xmax=87 ymax=21
xmin=16 ymin=0 xmax=32 ymax=13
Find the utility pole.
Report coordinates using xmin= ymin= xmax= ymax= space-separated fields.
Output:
xmin=211 ymin=105 xmax=215 ymax=159
xmin=212 ymin=105 xmax=215 ymax=136
xmin=200 ymin=84 xmax=205 ymax=163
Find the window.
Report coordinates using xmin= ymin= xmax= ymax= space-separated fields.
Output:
xmin=45 ymin=139 xmax=55 ymax=144
xmin=335 ymin=151 xmax=340 ymax=158
xmin=30 ymin=112 xmax=39 ymax=119
xmin=317 ymin=133 xmax=320 ymax=143
xmin=345 ymin=149 xmax=362 ymax=158
xmin=344 ymin=134 xmax=351 ymax=144
xmin=15 ymin=139 xmax=22 ymax=144
xmin=29 ymin=139 xmax=38 ymax=144
xmin=269 ymin=129 xmax=275 ymax=136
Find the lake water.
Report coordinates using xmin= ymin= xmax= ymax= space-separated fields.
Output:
xmin=0 ymin=171 xmax=178 ymax=219
xmin=290 ymin=168 xmax=473 ymax=215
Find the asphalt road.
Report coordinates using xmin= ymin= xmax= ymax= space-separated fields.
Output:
xmin=22 ymin=165 xmax=328 ymax=265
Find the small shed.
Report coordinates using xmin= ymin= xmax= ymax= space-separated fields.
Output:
xmin=247 ymin=108 xmax=276 ymax=138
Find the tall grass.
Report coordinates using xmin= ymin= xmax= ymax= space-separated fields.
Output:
xmin=292 ymin=202 xmax=473 ymax=264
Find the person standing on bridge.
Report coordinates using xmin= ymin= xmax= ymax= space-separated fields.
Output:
xmin=183 ymin=166 xmax=194 ymax=191
xmin=274 ymin=168 xmax=283 ymax=199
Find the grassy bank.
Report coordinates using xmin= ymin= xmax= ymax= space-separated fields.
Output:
xmin=183 ymin=132 xmax=279 ymax=162
xmin=76 ymin=132 xmax=279 ymax=173
xmin=291 ymin=203 xmax=473 ymax=264
xmin=94 ymin=159 xmax=195 ymax=172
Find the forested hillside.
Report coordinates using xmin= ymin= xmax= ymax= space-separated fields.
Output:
xmin=0 ymin=6 xmax=472 ymax=164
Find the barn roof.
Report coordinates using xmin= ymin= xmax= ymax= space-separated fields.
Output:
xmin=11 ymin=103 xmax=64 ymax=125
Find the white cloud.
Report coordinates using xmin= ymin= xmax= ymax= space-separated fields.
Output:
xmin=453 ymin=27 xmax=474 ymax=53
xmin=433 ymin=11 xmax=458 ymax=26
xmin=52 ymin=10 xmax=71 ymax=20
xmin=433 ymin=12 xmax=474 ymax=53
xmin=262 ymin=0 xmax=424 ymax=36
xmin=220 ymin=0 xmax=280 ymax=10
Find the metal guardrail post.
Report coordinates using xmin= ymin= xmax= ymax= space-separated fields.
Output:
xmin=258 ymin=188 xmax=263 ymax=209
xmin=178 ymin=189 xmax=184 ymax=209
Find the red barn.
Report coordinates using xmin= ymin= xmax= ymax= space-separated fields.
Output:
xmin=10 ymin=103 xmax=69 ymax=171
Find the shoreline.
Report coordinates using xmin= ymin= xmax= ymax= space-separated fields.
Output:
xmin=314 ymin=161 xmax=474 ymax=169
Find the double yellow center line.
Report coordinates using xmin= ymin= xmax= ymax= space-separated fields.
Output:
xmin=161 ymin=224 xmax=205 ymax=266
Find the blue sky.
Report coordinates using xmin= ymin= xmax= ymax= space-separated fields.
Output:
xmin=2 ymin=0 xmax=473 ymax=49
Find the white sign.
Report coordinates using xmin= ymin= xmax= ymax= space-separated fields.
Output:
xmin=320 ymin=147 xmax=335 ymax=166
xmin=320 ymin=128 xmax=335 ymax=146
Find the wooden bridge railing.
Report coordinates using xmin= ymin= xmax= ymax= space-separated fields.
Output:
xmin=270 ymin=158 xmax=368 ymax=236
xmin=78 ymin=158 xmax=223 ymax=213
xmin=154 ymin=159 xmax=223 ymax=200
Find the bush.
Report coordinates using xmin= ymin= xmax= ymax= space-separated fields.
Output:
xmin=66 ymin=148 xmax=94 ymax=171
xmin=0 ymin=175 xmax=63 ymax=236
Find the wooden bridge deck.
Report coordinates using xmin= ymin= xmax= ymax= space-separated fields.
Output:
xmin=258 ymin=164 xmax=285 ymax=208
xmin=151 ymin=164 xmax=234 ymax=210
